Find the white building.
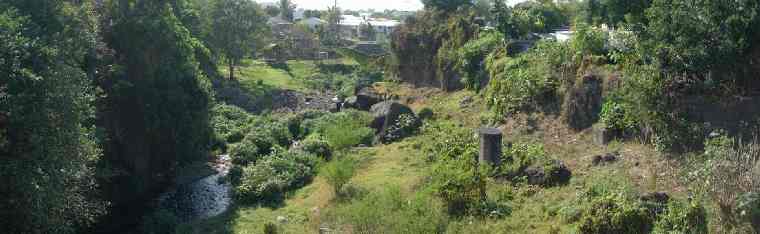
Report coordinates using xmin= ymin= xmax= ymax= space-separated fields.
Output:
xmin=338 ymin=15 xmax=400 ymax=40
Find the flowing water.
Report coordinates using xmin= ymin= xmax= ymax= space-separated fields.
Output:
xmin=156 ymin=154 xmax=233 ymax=222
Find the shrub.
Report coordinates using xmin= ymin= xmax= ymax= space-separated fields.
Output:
xmin=571 ymin=23 xmax=608 ymax=57
xmin=227 ymin=165 xmax=243 ymax=185
xmin=229 ymin=131 xmax=272 ymax=166
xmin=418 ymin=107 xmax=434 ymax=120
xmin=499 ymin=142 xmax=547 ymax=177
xmin=421 ymin=121 xmax=477 ymax=162
xmin=280 ymin=110 xmax=329 ymax=139
xmin=305 ymin=110 xmax=374 ymax=150
xmin=577 ymin=193 xmax=654 ymax=234
xmin=300 ymin=136 xmax=333 ymax=160
xmin=699 ymin=134 xmax=760 ymax=231
xmin=652 ymin=199 xmax=708 ymax=234
xmin=141 ymin=209 xmax=179 ymax=234
xmin=456 ymin=31 xmax=504 ymax=91
xmin=599 ymin=98 xmax=639 ymax=134
xmin=484 ymin=40 xmax=569 ymax=116
xmin=234 ymin=151 xmax=320 ymax=204
xmin=229 ymin=142 xmax=261 ymax=166
xmin=249 ymin=118 xmax=293 ymax=147
xmin=211 ymin=104 xmax=254 ymax=144
xmin=321 ymin=156 xmax=357 ymax=198
xmin=429 ymin=154 xmax=485 ymax=216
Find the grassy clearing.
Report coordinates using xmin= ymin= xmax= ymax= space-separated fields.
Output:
xmin=219 ymin=59 xmax=358 ymax=94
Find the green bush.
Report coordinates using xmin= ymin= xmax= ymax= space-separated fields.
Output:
xmin=300 ymin=136 xmax=333 ymax=160
xmin=234 ymin=150 xmax=320 ymax=204
xmin=500 ymin=142 xmax=547 ymax=177
xmin=485 ymin=41 xmax=562 ymax=115
xmin=418 ymin=107 xmax=435 ymax=120
xmin=571 ymin=23 xmax=608 ymax=57
xmin=577 ymin=193 xmax=654 ymax=234
xmin=211 ymin=104 xmax=254 ymax=144
xmin=321 ymin=156 xmax=357 ymax=198
xmin=229 ymin=131 xmax=272 ymax=166
xmin=141 ymin=209 xmax=179 ymax=234
xmin=249 ymin=118 xmax=293 ymax=147
xmin=456 ymin=31 xmax=504 ymax=91
xmin=279 ymin=110 xmax=329 ymax=139
xmin=421 ymin=121 xmax=477 ymax=162
xmin=599 ymin=99 xmax=639 ymax=134
xmin=304 ymin=110 xmax=374 ymax=150
xmin=652 ymin=199 xmax=708 ymax=234
xmin=227 ymin=165 xmax=243 ymax=185
xmin=429 ymin=154 xmax=485 ymax=216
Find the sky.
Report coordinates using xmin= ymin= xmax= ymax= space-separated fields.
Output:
xmin=255 ymin=0 xmax=527 ymax=11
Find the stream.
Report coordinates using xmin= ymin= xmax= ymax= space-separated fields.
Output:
xmin=156 ymin=154 xmax=233 ymax=222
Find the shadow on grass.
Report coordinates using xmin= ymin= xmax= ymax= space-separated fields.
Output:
xmin=211 ymin=77 xmax=280 ymax=114
xmin=270 ymin=62 xmax=295 ymax=78
xmin=176 ymin=205 xmax=241 ymax=234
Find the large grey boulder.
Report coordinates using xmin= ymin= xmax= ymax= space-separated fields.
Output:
xmin=345 ymin=87 xmax=382 ymax=111
xmin=370 ymin=101 xmax=419 ymax=143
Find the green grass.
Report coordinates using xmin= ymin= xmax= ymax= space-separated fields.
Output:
xmin=219 ymin=59 xmax=358 ymax=94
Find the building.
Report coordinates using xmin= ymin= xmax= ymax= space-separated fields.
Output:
xmin=338 ymin=15 xmax=400 ymax=41
xmin=298 ymin=17 xmax=325 ymax=31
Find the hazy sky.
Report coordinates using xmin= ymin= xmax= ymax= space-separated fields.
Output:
xmin=255 ymin=0 xmax=527 ymax=11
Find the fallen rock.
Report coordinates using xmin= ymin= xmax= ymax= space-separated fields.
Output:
xmin=276 ymin=215 xmax=288 ymax=224
xmin=370 ymin=101 xmax=419 ymax=143
xmin=591 ymin=152 xmax=619 ymax=166
xmin=525 ymin=160 xmax=572 ymax=186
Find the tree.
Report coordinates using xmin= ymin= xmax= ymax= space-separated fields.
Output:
xmin=0 ymin=1 xmax=105 ymax=233
xmin=98 ymin=0 xmax=214 ymax=210
xmin=644 ymin=0 xmax=760 ymax=75
xmin=321 ymin=5 xmax=342 ymax=47
xmin=492 ymin=0 xmax=520 ymax=39
xmin=279 ymin=0 xmax=295 ymax=22
xmin=599 ymin=0 xmax=651 ymax=26
xmin=265 ymin=5 xmax=280 ymax=17
xmin=422 ymin=0 xmax=472 ymax=12
xmin=359 ymin=21 xmax=377 ymax=41
xmin=209 ymin=0 xmax=267 ymax=80
xmin=303 ymin=9 xmax=322 ymax=18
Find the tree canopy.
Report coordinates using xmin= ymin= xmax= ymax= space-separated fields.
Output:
xmin=209 ymin=0 xmax=267 ymax=80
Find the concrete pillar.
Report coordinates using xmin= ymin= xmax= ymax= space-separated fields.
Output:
xmin=478 ymin=127 xmax=502 ymax=166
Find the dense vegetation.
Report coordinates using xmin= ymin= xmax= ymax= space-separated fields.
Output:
xmin=3 ymin=0 xmax=760 ymax=233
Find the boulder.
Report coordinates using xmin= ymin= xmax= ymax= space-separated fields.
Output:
xmin=343 ymin=87 xmax=382 ymax=111
xmin=591 ymin=152 xmax=619 ymax=166
xmin=525 ymin=160 xmax=572 ymax=186
xmin=370 ymin=101 xmax=419 ymax=143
